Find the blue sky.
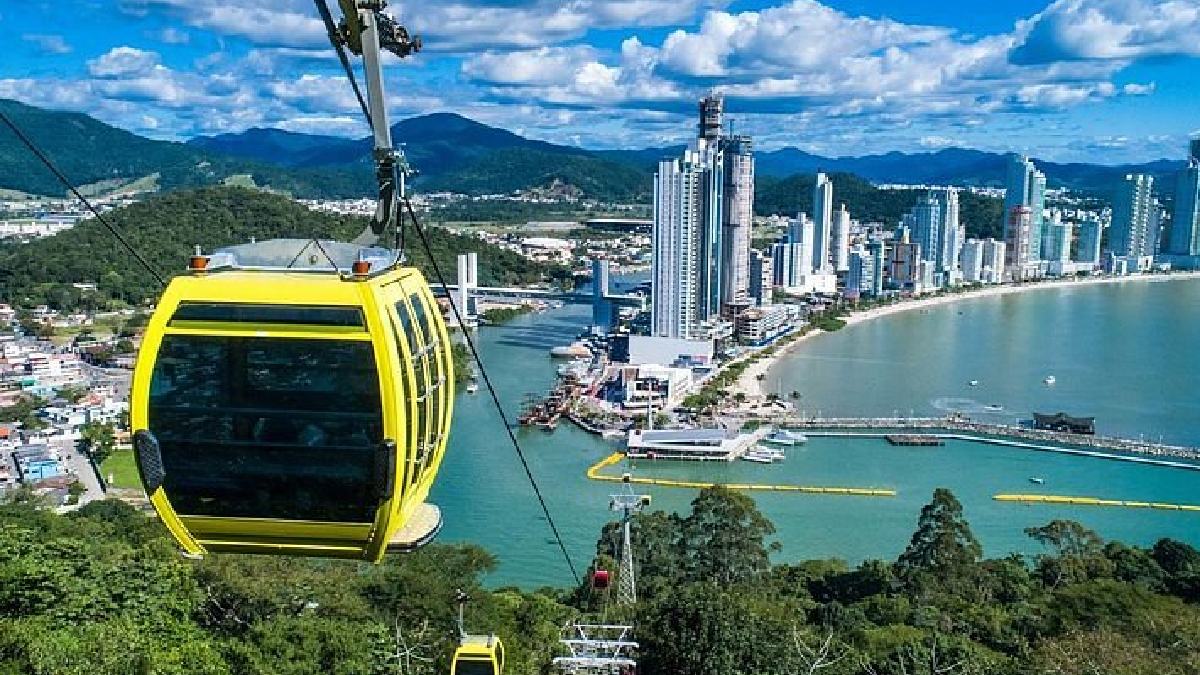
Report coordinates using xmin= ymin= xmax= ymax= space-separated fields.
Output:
xmin=1 ymin=0 xmax=1197 ymax=162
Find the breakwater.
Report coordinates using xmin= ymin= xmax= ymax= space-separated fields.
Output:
xmin=586 ymin=453 xmax=896 ymax=496
xmin=994 ymin=493 xmax=1200 ymax=512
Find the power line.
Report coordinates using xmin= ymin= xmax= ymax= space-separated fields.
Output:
xmin=403 ymin=197 xmax=581 ymax=585
xmin=0 ymin=111 xmax=167 ymax=287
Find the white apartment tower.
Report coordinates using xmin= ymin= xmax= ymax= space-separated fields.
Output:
xmin=1109 ymin=173 xmax=1156 ymax=259
xmin=1003 ymin=154 xmax=1047 ymax=260
xmin=832 ymin=203 xmax=851 ymax=272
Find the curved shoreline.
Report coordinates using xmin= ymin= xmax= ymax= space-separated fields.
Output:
xmin=735 ymin=271 xmax=1200 ymax=398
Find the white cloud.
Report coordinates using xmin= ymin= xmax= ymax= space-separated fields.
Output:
xmin=1012 ymin=0 xmax=1200 ymax=64
xmin=153 ymin=27 xmax=191 ymax=45
xmin=22 ymin=34 xmax=72 ymax=55
xmin=88 ymin=47 xmax=161 ymax=78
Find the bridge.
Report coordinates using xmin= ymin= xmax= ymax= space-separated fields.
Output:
xmin=436 ymin=254 xmax=645 ymax=328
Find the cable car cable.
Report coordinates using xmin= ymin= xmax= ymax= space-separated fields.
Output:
xmin=0 ymin=111 xmax=167 ymax=288
xmin=313 ymin=0 xmax=373 ymax=129
xmin=402 ymin=196 xmax=581 ymax=585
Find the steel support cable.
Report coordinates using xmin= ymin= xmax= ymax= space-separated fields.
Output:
xmin=313 ymin=0 xmax=373 ymax=128
xmin=402 ymin=197 xmax=581 ymax=585
xmin=0 ymin=111 xmax=167 ymax=288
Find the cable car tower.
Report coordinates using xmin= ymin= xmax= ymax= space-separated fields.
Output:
xmin=553 ymin=474 xmax=648 ymax=674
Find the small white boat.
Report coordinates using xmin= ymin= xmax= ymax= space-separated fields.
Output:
xmin=762 ymin=429 xmax=808 ymax=446
xmin=1043 ymin=375 xmax=1056 ymax=386
xmin=742 ymin=452 xmax=776 ymax=464
xmin=466 ymin=382 xmax=479 ymax=394
xmin=1028 ymin=476 xmax=1045 ymax=485
xmin=968 ymin=380 xmax=980 ymax=387
xmin=984 ymin=404 xmax=1004 ymax=412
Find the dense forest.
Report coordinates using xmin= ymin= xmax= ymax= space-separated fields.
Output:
xmin=0 ymin=187 xmax=566 ymax=311
xmin=1 ymin=486 xmax=1197 ymax=674
xmin=754 ymin=173 xmax=1006 ymax=240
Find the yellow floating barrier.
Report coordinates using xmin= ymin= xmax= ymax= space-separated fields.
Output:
xmin=993 ymin=493 xmax=1199 ymax=512
xmin=587 ymin=453 xmax=896 ymax=497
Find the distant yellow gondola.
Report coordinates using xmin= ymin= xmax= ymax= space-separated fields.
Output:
xmin=451 ymin=635 xmax=505 ymax=675
xmin=130 ymin=240 xmax=454 ymax=562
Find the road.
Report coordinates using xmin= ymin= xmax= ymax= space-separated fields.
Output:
xmin=55 ymin=438 xmax=106 ymax=507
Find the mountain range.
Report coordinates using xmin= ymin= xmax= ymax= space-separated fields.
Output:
xmin=0 ymin=98 xmax=1186 ymax=203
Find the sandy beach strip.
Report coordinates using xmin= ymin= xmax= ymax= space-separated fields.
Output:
xmin=731 ymin=271 xmax=1200 ymax=398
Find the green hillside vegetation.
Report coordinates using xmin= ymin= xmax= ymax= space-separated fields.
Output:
xmin=0 ymin=187 xmax=564 ymax=311
xmin=420 ymin=148 xmax=650 ymax=202
xmin=0 ymin=99 xmax=371 ymax=198
xmin=2 ymin=486 xmax=1198 ymax=674
xmin=755 ymin=172 xmax=1005 ymax=239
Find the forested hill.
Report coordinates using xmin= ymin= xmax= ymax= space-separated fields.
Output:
xmin=756 ymin=172 xmax=1006 ymax=239
xmin=0 ymin=99 xmax=371 ymax=198
xmin=0 ymin=187 xmax=562 ymax=311
xmin=2 ymin=486 xmax=1198 ymax=673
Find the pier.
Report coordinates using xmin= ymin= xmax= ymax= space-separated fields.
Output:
xmin=733 ymin=416 xmax=1200 ymax=465
xmin=885 ymin=434 xmax=945 ymax=447
xmin=586 ymin=453 xmax=896 ymax=496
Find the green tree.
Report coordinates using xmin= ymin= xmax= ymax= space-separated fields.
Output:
xmin=681 ymin=486 xmax=780 ymax=585
xmin=895 ymin=489 xmax=982 ymax=587
xmin=1025 ymin=520 xmax=1113 ymax=588
xmin=78 ymin=421 xmax=117 ymax=465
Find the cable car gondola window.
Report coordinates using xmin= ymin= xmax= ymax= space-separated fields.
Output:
xmin=395 ymin=295 xmax=436 ymax=478
xmin=453 ymin=660 xmax=497 ymax=675
xmin=169 ymin=303 xmax=365 ymax=327
xmin=148 ymin=334 xmax=383 ymax=523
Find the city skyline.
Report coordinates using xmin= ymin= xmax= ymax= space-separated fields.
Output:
xmin=0 ymin=0 xmax=1197 ymax=162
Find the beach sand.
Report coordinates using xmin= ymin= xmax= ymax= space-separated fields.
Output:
xmin=730 ymin=271 xmax=1200 ymax=399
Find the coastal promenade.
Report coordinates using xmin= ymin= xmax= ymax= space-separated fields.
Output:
xmin=737 ymin=415 xmax=1200 ymax=466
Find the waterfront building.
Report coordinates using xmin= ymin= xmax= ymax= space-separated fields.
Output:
xmin=719 ymin=133 xmax=754 ymax=314
xmin=961 ymin=239 xmax=985 ymax=282
xmin=844 ymin=247 xmax=870 ymax=299
xmin=1043 ymin=221 xmax=1073 ymax=264
xmin=1004 ymin=206 xmax=1036 ymax=280
xmin=650 ymin=101 xmax=726 ymax=339
xmin=734 ymin=304 xmax=802 ymax=346
xmin=889 ymin=242 xmax=922 ymax=290
xmin=980 ymin=239 xmax=1006 ymax=284
xmin=933 ymin=188 xmax=962 ymax=273
xmin=812 ymin=173 xmax=833 ymax=272
xmin=773 ymin=214 xmax=814 ymax=288
xmin=1075 ymin=219 xmax=1103 ymax=265
xmin=909 ymin=194 xmax=941 ymax=267
xmin=1003 ymin=154 xmax=1047 ymax=260
xmin=868 ymin=239 xmax=886 ymax=296
xmin=1168 ymin=153 xmax=1200 ymax=256
xmin=1109 ymin=173 xmax=1156 ymax=259
xmin=748 ymin=249 xmax=772 ymax=306
xmin=832 ymin=204 xmax=851 ymax=272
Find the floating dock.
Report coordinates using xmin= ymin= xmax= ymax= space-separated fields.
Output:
xmin=994 ymin=493 xmax=1200 ymax=512
xmin=885 ymin=434 xmax=945 ymax=447
xmin=587 ymin=453 xmax=896 ymax=496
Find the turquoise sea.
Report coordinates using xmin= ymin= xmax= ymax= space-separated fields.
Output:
xmin=430 ymin=278 xmax=1200 ymax=587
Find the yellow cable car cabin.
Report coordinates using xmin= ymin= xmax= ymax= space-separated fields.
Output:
xmin=130 ymin=239 xmax=454 ymax=562
xmin=451 ymin=635 xmax=505 ymax=675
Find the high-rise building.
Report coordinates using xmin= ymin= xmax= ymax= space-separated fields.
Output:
xmin=1168 ymin=151 xmax=1200 ymax=256
xmin=1003 ymin=154 xmax=1047 ymax=260
xmin=868 ymin=239 xmax=886 ymax=297
xmin=910 ymin=194 xmax=941 ymax=266
xmin=981 ymin=239 xmax=1006 ymax=283
xmin=832 ymin=204 xmax=851 ymax=272
xmin=1075 ymin=220 xmax=1102 ymax=264
xmin=748 ymin=249 xmax=772 ymax=306
xmin=889 ymin=242 xmax=922 ymax=289
xmin=772 ymin=214 xmax=814 ymax=288
xmin=698 ymin=94 xmax=722 ymax=141
xmin=1004 ymin=206 xmax=1034 ymax=277
xmin=1109 ymin=173 xmax=1156 ymax=259
xmin=650 ymin=141 xmax=724 ymax=339
xmin=932 ymin=188 xmax=962 ymax=272
xmin=845 ymin=247 xmax=873 ymax=298
xmin=812 ymin=173 xmax=833 ymax=272
xmin=1043 ymin=222 xmax=1073 ymax=263
xmin=961 ymin=239 xmax=985 ymax=282
xmin=719 ymin=134 xmax=754 ymax=311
